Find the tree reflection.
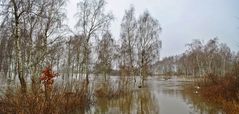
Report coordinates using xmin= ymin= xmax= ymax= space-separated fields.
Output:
xmin=94 ymin=82 xmax=159 ymax=114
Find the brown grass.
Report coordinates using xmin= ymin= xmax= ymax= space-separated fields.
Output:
xmin=0 ymin=78 xmax=134 ymax=114
xmin=196 ymin=73 xmax=239 ymax=114
xmin=0 ymin=80 xmax=91 ymax=114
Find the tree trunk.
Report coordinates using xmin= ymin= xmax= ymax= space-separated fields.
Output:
xmin=83 ymin=44 xmax=89 ymax=84
xmin=16 ymin=19 xmax=26 ymax=93
xmin=12 ymin=0 xmax=27 ymax=93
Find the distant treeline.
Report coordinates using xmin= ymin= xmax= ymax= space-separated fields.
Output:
xmin=156 ymin=38 xmax=239 ymax=77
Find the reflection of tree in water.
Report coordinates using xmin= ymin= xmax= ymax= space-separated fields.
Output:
xmin=94 ymin=84 xmax=159 ymax=114
xmin=136 ymin=88 xmax=159 ymax=114
xmin=160 ymin=88 xmax=182 ymax=97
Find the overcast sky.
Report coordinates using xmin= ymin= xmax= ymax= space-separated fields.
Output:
xmin=66 ymin=0 xmax=239 ymax=57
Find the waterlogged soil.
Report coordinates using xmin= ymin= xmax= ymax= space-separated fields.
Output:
xmin=89 ymin=76 xmax=223 ymax=114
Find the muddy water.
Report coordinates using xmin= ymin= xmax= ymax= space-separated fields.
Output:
xmin=91 ymin=76 xmax=223 ymax=114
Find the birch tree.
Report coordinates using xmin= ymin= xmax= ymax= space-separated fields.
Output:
xmin=75 ymin=0 xmax=113 ymax=83
xmin=0 ymin=0 xmax=66 ymax=93
xmin=120 ymin=6 xmax=137 ymax=81
xmin=136 ymin=11 xmax=161 ymax=85
xmin=0 ymin=0 xmax=33 ymax=92
xmin=95 ymin=30 xmax=114 ymax=80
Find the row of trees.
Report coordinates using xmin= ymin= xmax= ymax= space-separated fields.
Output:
xmin=0 ymin=0 xmax=67 ymax=92
xmin=64 ymin=4 xmax=161 ymax=84
xmin=157 ymin=38 xmax=239 ymax=77
xmin=0 ymin=0 xmax=161 ymax=92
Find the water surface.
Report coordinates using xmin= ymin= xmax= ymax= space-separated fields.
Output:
xmin=91 ymin=76 xmax=223 ymax=114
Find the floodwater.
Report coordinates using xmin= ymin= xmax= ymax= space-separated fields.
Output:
xmin=90 ymin=76 xmax=223 ymax=114
xmin=0 ymin=76 xmax=223 ymax=114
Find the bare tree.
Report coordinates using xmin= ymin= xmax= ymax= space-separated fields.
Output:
xmin=219 ymin=43 xmax=231 ymax=75
xmin=175 ymin=38 xmax=236 ymax=78
xmin=0 ymin=0 xmax=33 ymax=92
xmin=95 ymin=30 xmax=115 ymax=81
xmin=120 ymin=6 xmax=137 ymax=81
xmin=136 ymin=11 xmax=161 ymax=86
xmin=0 ymin=0 xmax=66 ymax=93
xmin=158 ymin=56 xmax=176 ymax=76
xmin=186 ymin=39 xmax=204 ymax=77
xmin=75 ymin=0 xmax=113 ymax=83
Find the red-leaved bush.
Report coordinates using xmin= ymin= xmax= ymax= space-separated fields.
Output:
xmin=40 ymin=65 xmax=58 ymax=87
xmin=40 ymin=65 xmax=59 ymax=101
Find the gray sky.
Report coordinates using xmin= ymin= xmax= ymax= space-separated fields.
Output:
xmin=66 ymin=0 xmax=239 ymax=57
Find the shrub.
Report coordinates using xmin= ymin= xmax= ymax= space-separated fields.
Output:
xmin=198 ymin=73 xmax=239 ymax=113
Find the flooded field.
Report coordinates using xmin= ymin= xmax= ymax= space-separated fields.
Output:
xmin=87 ymin=76 xmax=223 ymax=114
xmin=0 ymin=76 xmax=223 ymax=114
